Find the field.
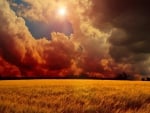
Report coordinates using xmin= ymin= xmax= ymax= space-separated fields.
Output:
xmin=0 ymin=80 xmax=150 ymax=113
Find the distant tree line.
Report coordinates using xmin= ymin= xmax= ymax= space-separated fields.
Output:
xmin=141 ymin=77 xmax=150 ymax=81
xmin=115 ymin=72 xmax=133 ymax=80
xmin=115 ymin=72 xmax=150 ymax=81
xmin=0 ymin=72 xmax=149 ymax=81
xmin=115 ymin=72 xmax=142 ymax=80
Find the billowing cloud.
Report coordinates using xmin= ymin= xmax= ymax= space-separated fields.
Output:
xmin=0 ymin=0 xmax=149 ymax=78
xmin=89 ymin=0 xmax=150 ymax=76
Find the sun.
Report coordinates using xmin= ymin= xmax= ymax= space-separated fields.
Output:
xmin=57 ymin=7 xmax=66 ymax=16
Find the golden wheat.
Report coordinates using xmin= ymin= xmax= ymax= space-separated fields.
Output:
xmin=0 ymin=80 xmax=150 ymax=113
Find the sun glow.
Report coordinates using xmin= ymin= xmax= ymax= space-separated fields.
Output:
xmin=57 ymin=7 xmax=66 ymax=16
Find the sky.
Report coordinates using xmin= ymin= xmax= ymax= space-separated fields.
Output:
xmin=0 ymin=0 xmax=150 ymax=78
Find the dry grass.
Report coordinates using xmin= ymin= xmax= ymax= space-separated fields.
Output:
xmin=0 ymin=80 xmax=150 ymax=113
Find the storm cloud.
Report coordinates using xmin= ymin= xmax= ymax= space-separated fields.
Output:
xmin=89 ymin=0 xmax=150 ymax=76
xmin=0 ymin=0 xmax=150 ymax=78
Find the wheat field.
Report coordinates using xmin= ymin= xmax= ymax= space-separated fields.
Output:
xmin=0 ymin=80 xmax=150 ymax=113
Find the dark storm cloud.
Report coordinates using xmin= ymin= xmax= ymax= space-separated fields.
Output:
xmin=89 ymin=0 xmax=150 ymax=75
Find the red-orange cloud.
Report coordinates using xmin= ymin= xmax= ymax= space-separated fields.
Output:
xmin=0 ymin=0 xmax=147 ymax=79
